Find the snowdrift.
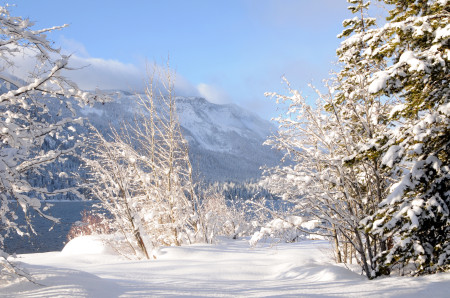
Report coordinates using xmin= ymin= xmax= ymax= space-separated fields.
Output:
xmin=2 ymin=237 xmax=449 ymax=297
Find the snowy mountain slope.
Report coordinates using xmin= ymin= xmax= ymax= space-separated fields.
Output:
xmin=176 ymin=97 xmax=272 ymax=151
xmin=82 ymin=92 xmax=282 ymax=182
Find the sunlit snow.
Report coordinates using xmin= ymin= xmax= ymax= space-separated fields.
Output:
xmin=2 ymin=236 xmax=449 ymax=297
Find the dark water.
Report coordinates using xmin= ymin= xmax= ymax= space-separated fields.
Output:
xmin=2 ymin=201 xmax=97 ymax=254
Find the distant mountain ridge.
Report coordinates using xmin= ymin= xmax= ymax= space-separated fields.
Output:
xmin=82 ymin=92 xmax=281 ymax=182
xmin=1 ymin=77 xmax=281 ymax=201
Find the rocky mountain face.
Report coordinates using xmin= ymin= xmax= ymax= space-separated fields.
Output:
xmin=82 ymin=92 xmax=281 ymax=182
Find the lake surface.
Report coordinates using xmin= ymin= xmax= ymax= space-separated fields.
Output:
xmin=2 ymin=201 xmax=97 ymax=254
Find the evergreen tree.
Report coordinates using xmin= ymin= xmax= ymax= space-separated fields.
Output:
xmin=334 ymin=0 xmax=394 ymax=277
xmin=262 ymin=0 xmax=448 ymax=278
xmin=365 ymin=0 xmax=449 ymax=275
xmin=259 ymin=0 xmax=398 ymax=279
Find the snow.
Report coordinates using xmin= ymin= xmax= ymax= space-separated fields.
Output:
xmin=61 ymin=235 xmax=116 ymax=256
xmin=382 ymin=145 xmax=403 ymax=168
xmin=399 ymin=51 xmax=428 ymax=73
xmin=368 ymin=71 xmax=390 ymax=93
xmin=175 ymin=98 xmax=273 ymax=152
xmin=80 ymin=106 xmax=105 ymax=117
xmin=2 ymin=236 xmax=450 ymax=297
xmin=438 ymin=102 xmax=450 ymax=116
xmin=433 ymin=23 xmax=450 ymax=42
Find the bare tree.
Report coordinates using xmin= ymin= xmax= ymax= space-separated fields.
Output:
xmin=259 ymin=76 xmax=391 ymax=278
xmin=198 ymin=186 xmax=251 ymax=243
xmin=84 ymin=65 xmax=203 ymax=259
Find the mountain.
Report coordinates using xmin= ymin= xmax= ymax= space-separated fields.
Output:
xmin=81 ymin=92 xmax=282 ymax=182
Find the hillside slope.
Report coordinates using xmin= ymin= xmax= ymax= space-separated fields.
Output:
xmin=82 ymin=92 xmax=281 ymax=182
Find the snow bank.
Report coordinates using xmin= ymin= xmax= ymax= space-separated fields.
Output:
xmin=61 ymin=235 xmax=116 ymax=256
xmin=3 ymin=238 xmax=450 ymax=297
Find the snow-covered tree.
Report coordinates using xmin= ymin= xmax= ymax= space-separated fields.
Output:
xmin=333 ymin=0 xmax=395 ymax=276
xmin=82 ymin=127 xmax=154 ymax=259
xmin=198 ymin=186 xmax=251 ymax=242
xmin=262 ymin=0 xmax=448 ymax=278
xmin=0 ymin=5 xmax=107 ymax=278
xmin=260 ymin=0 xmax=398 ymax=279
xmin=261 ymin=75 xmax=391 ymax=278
xmin=0 ymin=4 xmax=106 ymax=280
xmin=84 ymin=66 xmax=205 ymax=259
xmin=364 ymin=0 xmax=450 ymax=276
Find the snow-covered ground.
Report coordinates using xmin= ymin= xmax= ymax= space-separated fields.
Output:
xmin=2 ymin=236 xmax=449 ymax=297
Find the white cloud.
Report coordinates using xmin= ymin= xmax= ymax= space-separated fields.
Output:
xmin=59 ymin=36 xmax=90 ymax=58
xmin=1 ymin=38 xmax=237 ymax=107
xmin=65 ymin=55 xmax=144 ymax=91
xmin=1 ymin=41 xmax=203 ymax=96
xmin=167 ymin=70 xmax=200 ymax=96
xmin=197 ymin=83 xmax=231 ymax=104
xmin=67 ymin=56 xmax=209 ymax=96
xmin=0 ymin=45 xmax=144 ymax=91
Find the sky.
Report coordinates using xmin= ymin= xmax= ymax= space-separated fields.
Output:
xmin=10 ymin=0 xmax=374 ymax=119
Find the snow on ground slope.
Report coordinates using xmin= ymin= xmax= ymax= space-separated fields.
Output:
xmin=1 ymin=237 xmax=449 ymax=297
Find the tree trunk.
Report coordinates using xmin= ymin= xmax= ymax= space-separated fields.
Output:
xmin=332 ymin=224 xmax=342 ymax=263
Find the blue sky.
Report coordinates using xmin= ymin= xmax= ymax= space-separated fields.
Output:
xmin=12 ymin=0 xmax=363 ymax=119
